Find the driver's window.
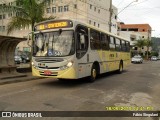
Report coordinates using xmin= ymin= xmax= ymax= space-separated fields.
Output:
xmin=78 ymin=33 xmax=85 ymax=49
xmin=76 ymin=25 xmax=88 ymax=59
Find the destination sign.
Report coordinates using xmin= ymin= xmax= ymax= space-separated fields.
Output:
xmin=35 ymin=20 xmax=73 ymax=30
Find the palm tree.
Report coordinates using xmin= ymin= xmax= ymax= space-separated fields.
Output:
xmin=144 ymin=39 xmax=152 ymax=60
xmin=134 ymin=39 xmax=145 ymax=55
xmin=0 ymin=0 xmax=55 ymax=67
xmin=0 ymin=0 xmax=54 ymax=34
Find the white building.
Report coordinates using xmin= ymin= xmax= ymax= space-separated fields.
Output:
xmin=0 ymin=0 xmax=118 ymax=52
xmin=45 ymin=0 xmax=117 ymax=33
xmin=110 ymin=5 xmax=118 ymax=35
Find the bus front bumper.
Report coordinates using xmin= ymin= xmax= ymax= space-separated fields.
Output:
xmin=32 ymin=66 xmax=77 ymax=79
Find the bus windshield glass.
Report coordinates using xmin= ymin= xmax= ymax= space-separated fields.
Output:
xmin=33 ymin=30 xmax=74 ymax=57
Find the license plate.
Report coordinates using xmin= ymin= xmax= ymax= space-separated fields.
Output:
xmin=44 ymin=70 xmax=52 ymax=75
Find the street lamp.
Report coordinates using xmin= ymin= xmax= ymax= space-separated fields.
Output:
xmin=117 ymin=0 xmax=138 ymax=15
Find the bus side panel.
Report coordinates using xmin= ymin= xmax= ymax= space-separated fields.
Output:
xmin=77 ymin=53 xmax=92 ymax=78
xmin=123 ymin=52 xmax=131 ymax=69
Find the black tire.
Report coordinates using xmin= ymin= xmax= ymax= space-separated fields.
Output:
xmin=88 ymin=64 xmax=97 ymax=82
xmin=117 ymin=62 xmax=123 ymax=74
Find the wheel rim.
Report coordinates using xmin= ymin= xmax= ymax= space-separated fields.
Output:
xmin=92 ymin=69 xmax=96 ymax=79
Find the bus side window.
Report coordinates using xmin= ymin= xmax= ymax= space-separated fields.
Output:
xmin=126 ymin=41 xmax=130 ymax=52
xmin=101 ymin=33 xmax=109 ymax=50
xmin=76 ymin=26 xmax=88 ymax=59
xmin=115 ymin=38 xmax=121 ymax=51
xmin=78 ymin=33 xmax=85 ymax=50
xmin=121 ymin=40 xmax=126 ymax=52
xmin=90 ymin=29 xmax=100 ymax=50
xmin=109 ymin=36 xmax=115 ymax=51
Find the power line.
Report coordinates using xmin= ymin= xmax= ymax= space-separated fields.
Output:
xmin=128 ymin=0 xmax=149 ymax=7
xmin=117 ymin=0 xmax=125 ymax=7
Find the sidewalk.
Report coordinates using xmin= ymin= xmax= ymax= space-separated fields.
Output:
xmin=0 ymin=67 xmax=43 ymax=85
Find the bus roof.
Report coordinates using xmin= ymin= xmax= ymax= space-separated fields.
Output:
xmin=35 ymin=19 xmax=130 ymax=42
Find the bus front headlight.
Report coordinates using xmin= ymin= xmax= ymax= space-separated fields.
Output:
xmin=32 ymin=62 xmax=37 ymax=68
xmin=67 ymin=61 xmax=73 ymax=67
xmin=60 ymin=61 xmax=73 ymax=70
xmin=32 ymin=62 xmax=34 ymax=66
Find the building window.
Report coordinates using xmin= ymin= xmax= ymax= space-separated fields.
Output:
xmin=98 ymin=23 xmax=100 ymax=28
xmin=89 ymin=20 xmax=91 ymax=24
xmin=2 ymin=26 xmax=5 ymax=31
xmin=94 ymin=7 xmax=96 ymax=11
xmin=74 ymin=4 xmax=77 ymax=9
xmin=8 ymin=13 xmax=12 ymax=17
xmin=90 ymin=4 xmax=92 ymax=9
xmin=94 ymin=22 xmax=96 ymax=26
xmin=0 ymin=15 xmax=2 ymax=20
xmin=64 ymin=5 xmax=69 ymax=12
xmin=46 ymin=8 xmax=51 ymax=13
xmin=0 ymin=26 xmax=5 ymax=31
xmin=52 ymin=7 xmax=56 ymax=13
xmin=46 ymin=0 xmax=50 ymax=6
xmin=121 ymin=28 xmax=127 ymax=31
xmin=3 ymin=14 xmax=5 ymax=19
xmin=58 ymin=6 xmax=63 ymax=12
xmin=115 ymin=15 xmax=117 ymax=19
xmin=98 ymin=9 xmax=100 ymax=13
xmin=52 ymin=0 xmax=56 ymax=4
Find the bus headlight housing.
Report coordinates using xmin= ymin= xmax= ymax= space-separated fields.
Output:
xmin=32 ymin=62 xmax=34 ymax=66
xmin=67 ymin=61 xmax=73 ymax=67
xmin=32 ymin=62 xmax=37 ymax=69
xmin=60 ymin=61 xmax=73 ymax=70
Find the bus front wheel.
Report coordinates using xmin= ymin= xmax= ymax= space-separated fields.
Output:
xmin=88 ymin=64 xmax=97 ymax=82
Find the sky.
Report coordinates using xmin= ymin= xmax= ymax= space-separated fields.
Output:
xmin=112 ymin=0 xmax=160 ymax=37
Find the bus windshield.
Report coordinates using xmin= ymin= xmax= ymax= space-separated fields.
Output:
xmin=33 ymin=30 xmax=74 ymax=57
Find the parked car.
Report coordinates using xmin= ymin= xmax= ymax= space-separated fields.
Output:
xmin=14 ymin=55 xmax=22 ymax=64
xmin=20 ymin=54 xmax=30 ymax=63
xmin=151 ymin=56 xmax=157 ymax=61
xmin=131 ymin=55 xmax=143 ymax=63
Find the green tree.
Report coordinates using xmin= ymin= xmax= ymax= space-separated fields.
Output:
xmin=0 ymin=0 xmax=54 ymax=34
xmin=0 ymin=0 xmax=55 ymax=67
xmin=151 ymin=51 xmax=159 ymax=57
xmin=134 ymin=39 xmax=145 ymax=55
xmin=144 ymin=39 xmax=152 ymax=60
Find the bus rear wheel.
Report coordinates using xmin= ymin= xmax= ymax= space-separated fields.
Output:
xmin=88 ymin=64 xmax=97 ymax=82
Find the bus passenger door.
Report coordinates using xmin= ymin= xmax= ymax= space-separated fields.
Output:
xmin=76 ymin=26 xmax=89 ymax=78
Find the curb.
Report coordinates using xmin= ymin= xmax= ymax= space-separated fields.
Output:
xmin=0 ymin=76 xmax=44 ymax=85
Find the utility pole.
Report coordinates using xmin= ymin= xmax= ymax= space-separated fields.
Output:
xmin=109 ymin=0 xmax=112 ymax=32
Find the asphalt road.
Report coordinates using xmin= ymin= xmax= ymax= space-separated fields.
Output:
xmin=0 ymin=61 xmax=160 ymax=120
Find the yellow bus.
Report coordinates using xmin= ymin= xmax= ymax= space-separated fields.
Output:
xmin=30 ymin=19 xmax=130 ymax=82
